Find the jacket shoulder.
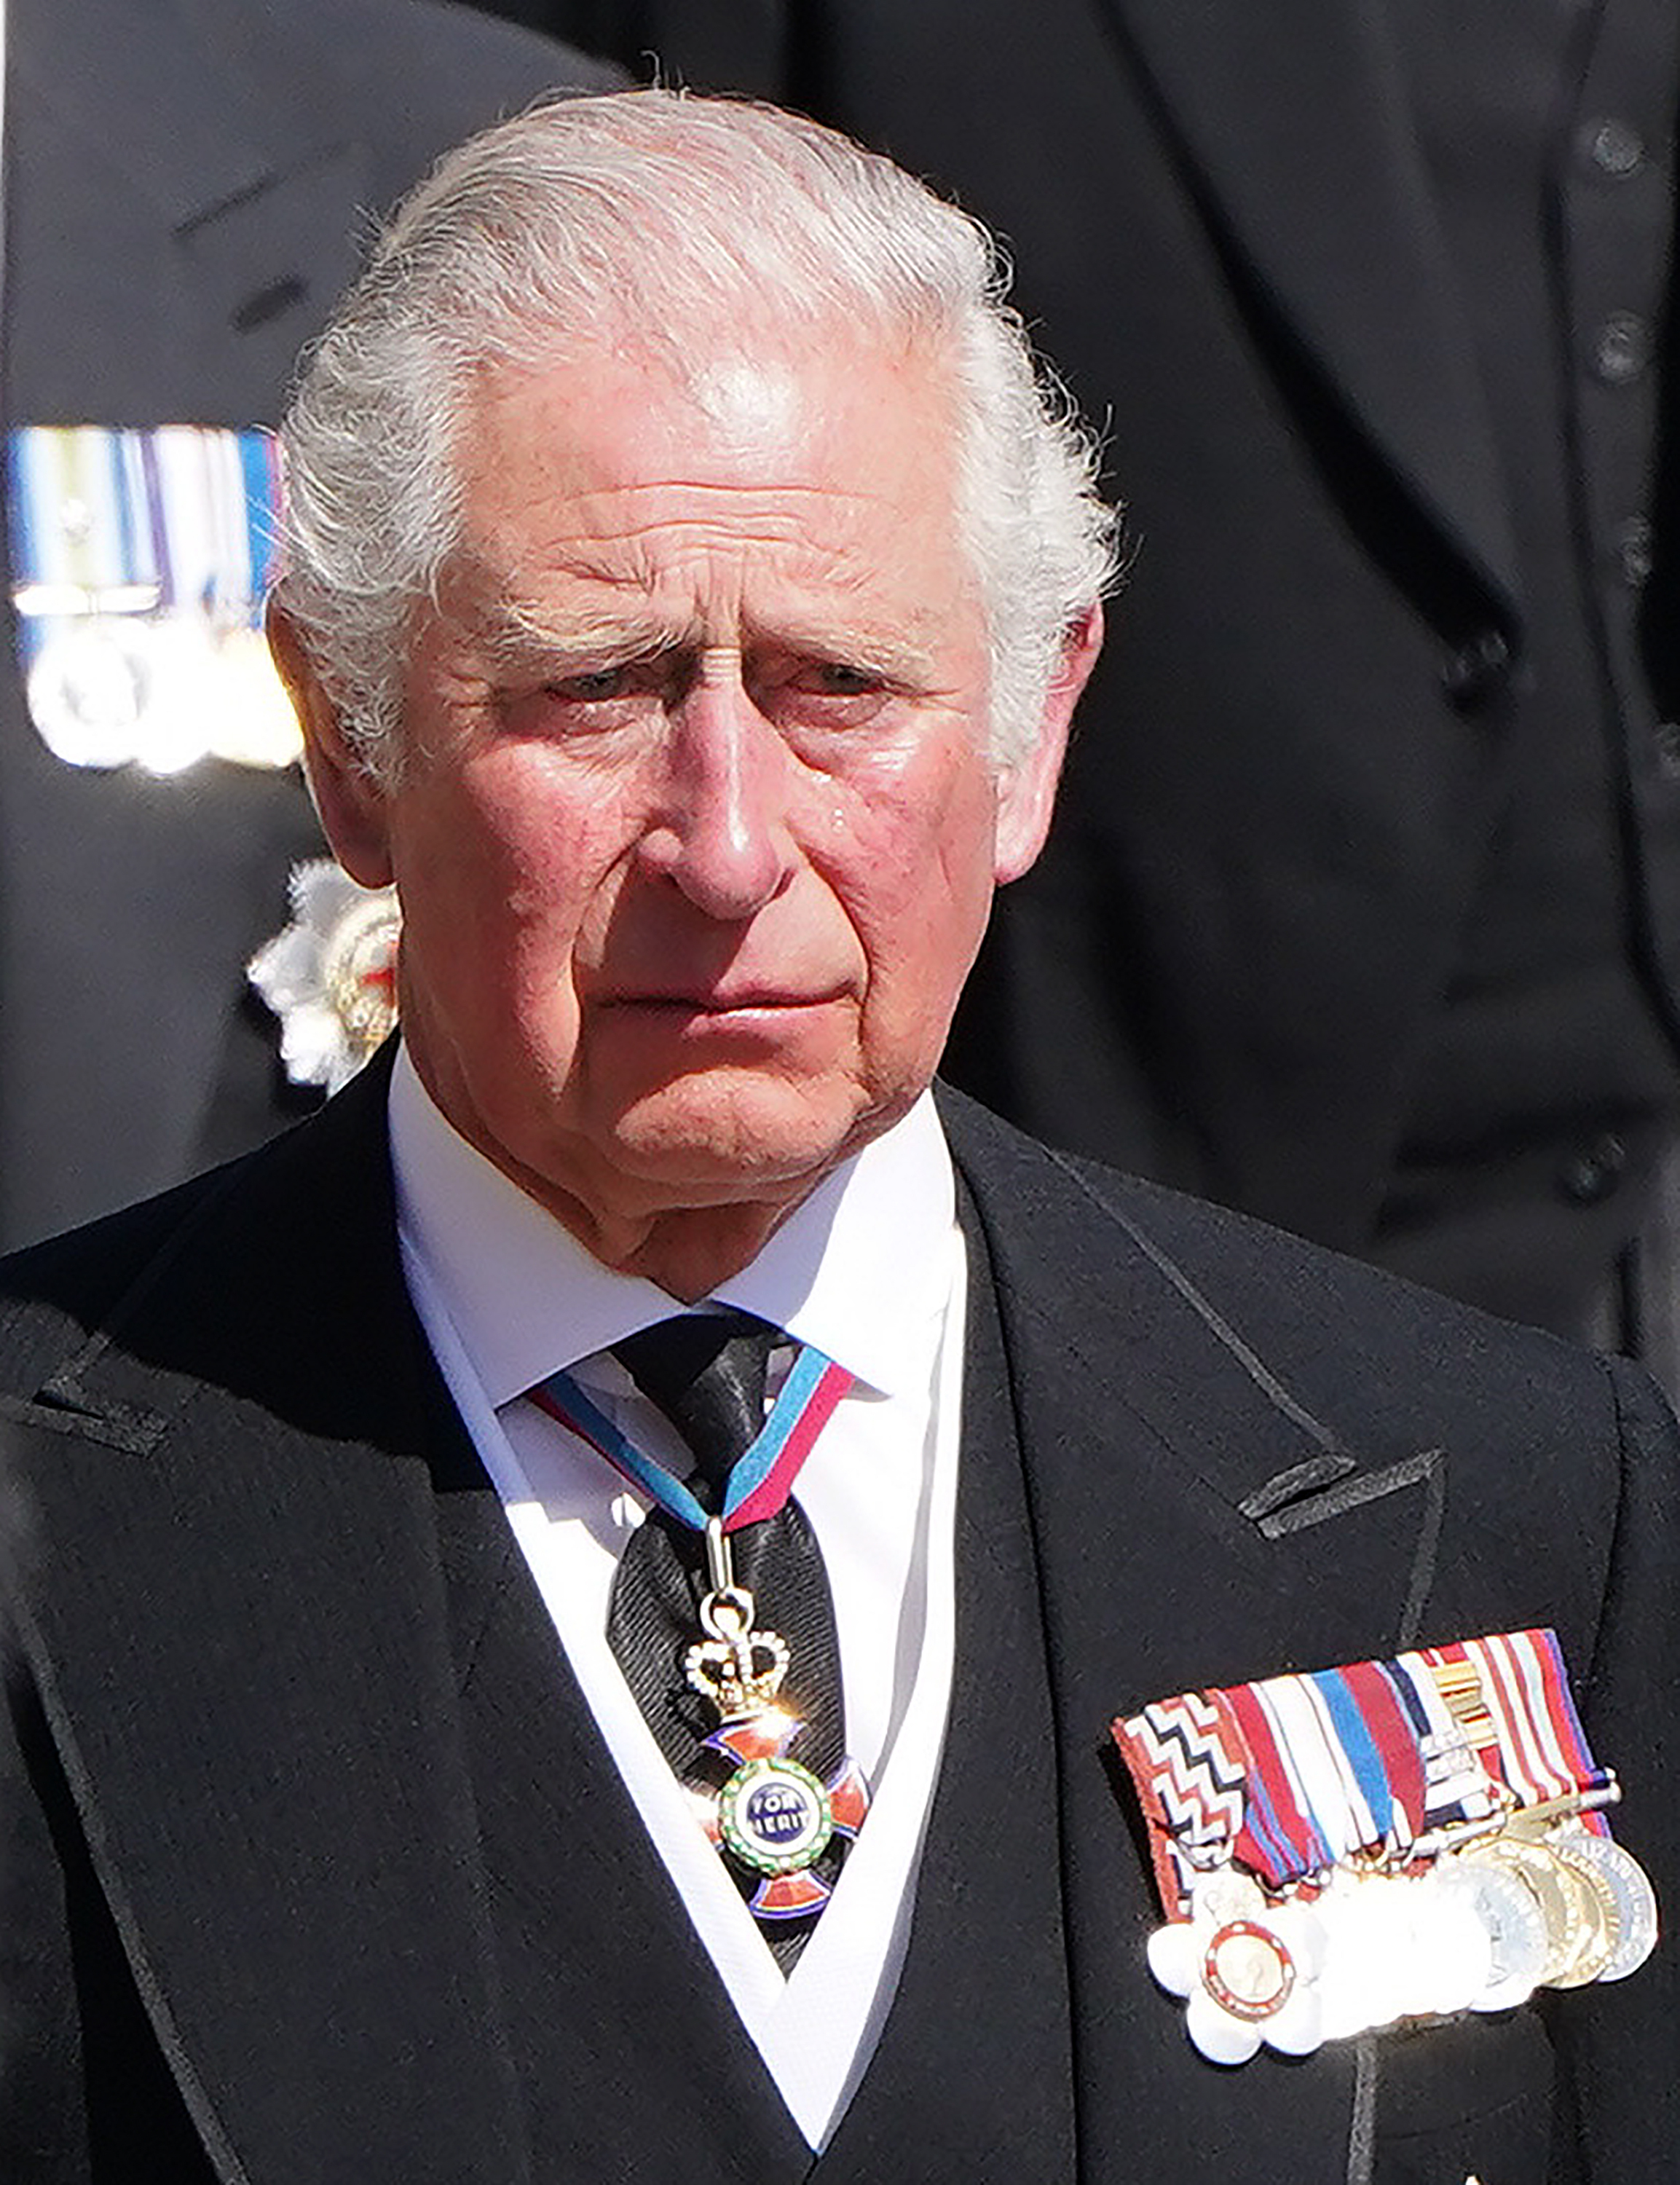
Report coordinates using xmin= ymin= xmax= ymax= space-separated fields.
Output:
xmin=936 ymin=1081 xmax=1633 ymax=1441
xmin=0 ymin=1166 xmax=245 ymax=1401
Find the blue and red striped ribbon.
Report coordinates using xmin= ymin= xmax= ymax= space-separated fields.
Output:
xmin=531 ymin=1340 xmax=852 ymax=1534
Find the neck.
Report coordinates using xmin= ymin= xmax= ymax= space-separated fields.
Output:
xmin=477 ymin=1140 xmax=812 ymax=1302
xmin=402 ymin=1046 xmax=860 ymax=1300
xmin=579 ymin=1199 xmax=797 ymax=1303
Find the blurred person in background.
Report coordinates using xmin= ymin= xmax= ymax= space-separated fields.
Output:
xmin=0 ymin=0 xmax=616 ymax=1249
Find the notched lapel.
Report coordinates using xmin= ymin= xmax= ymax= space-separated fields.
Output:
xmin=15 ymin=0 xmax=372 ymax=393
xmin=949 ymin=1116 xmax=1419 ymax=2181
xmin=0 ymin=1382 xmax=165 ymax=1459
xmin=976 ymin=1145 xmax=1453 ymax=1683
xmin=1244 ymin=1443 xmax=1443 ymax=1546
xmin=0 ymin=1401 xmax=529 ymax=2185
xmin=173 ymin=146 xmax=374 ymax=385
xmin=0 ymin=1064 xmax=531 ymax=2182
xmin=942 ymin=1095 xmax=1609 ymax=2178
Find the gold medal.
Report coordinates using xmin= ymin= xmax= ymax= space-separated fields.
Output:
xmin=1463 ymin=1834 xmax=1590 ymax=1987
xmin=1559 ymin=1832 xmax=1660 ymax=1982
xmin=1545 ymin=1838 xmax=1622 ymax=1988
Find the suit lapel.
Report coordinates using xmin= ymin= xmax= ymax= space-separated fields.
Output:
xmin=943 ymin=1090 xmax=1464 ymax=2180
xmin=0 ymin=1066 xmax=531 ymax=2184
xmin=3 ymin=1066 xmax=1539 ymax=2179
xmin=1097 ymin=0 xmax=1518 ymax=618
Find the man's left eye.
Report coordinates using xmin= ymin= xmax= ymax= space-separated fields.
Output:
xmin=763 ymin=660 xmax=900 ymax=732
xmin=548 ymin=667 xmax=630 ymax=701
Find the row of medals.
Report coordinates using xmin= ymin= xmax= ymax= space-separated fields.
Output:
xmin=1149 ymin=1792 xmax=1657 ymax=2064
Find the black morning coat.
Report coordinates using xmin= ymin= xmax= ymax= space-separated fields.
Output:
xmin=0 ymin=1053 xmax=1673 ymax=2182
xmin=0 ymin=0 xmax=618 ymax=1251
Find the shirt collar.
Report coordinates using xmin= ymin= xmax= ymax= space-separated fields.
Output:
xmin=390 ymin=1042 xmax=956 ymax=1408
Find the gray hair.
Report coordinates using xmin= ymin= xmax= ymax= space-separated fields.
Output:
xmin=275 ymin=88 xmax=1119 ymax=775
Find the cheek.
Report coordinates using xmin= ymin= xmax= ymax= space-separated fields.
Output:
xmin=827 ymin=744 xmax=1000 ymax=989
xmin=390 ymin=761 xmax=632 ymax=1015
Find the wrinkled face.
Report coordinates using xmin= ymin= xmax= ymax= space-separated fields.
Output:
xmin=299 ymin=333 xmax=1083 ymax=1261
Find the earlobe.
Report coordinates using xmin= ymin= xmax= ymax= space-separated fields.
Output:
xmin=993 ymin=601 xmax=1103 ymax=883
xmin=266 ymin=599 xmax=396 ymax=889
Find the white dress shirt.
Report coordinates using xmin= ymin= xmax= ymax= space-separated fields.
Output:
xmin=389 ymin=1044 xmax=965 ymax=2149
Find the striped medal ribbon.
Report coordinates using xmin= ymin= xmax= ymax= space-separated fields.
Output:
xmin=534 ymin=1343 xmax=869 ymax=1917
xmin=1112 ymin=1626 xmax=1654 ymax=2066
xmin=534 ymin=1342 xmax=851 ymax=1537
xmin=7 ymin=425 xmax=299 ymax=772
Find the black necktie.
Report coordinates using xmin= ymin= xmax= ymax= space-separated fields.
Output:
xmin=607 ymin=1311 xmax=850 ymax=1963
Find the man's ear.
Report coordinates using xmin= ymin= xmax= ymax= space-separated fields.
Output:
xmin=993 ymin=601 xmax=1103 ymax=883
xmin=267 ymin=599 xmax=396 ymax=889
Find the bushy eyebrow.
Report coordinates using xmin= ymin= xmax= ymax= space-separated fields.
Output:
xmin=438 ymin=528 xmax=959 ymax=690
xmin=451 ymin=583 xmax=946 ymax=693
xmin=468 ymin=592 xmax=690 ymax=674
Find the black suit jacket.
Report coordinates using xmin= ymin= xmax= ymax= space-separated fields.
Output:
xmin=0 ymin=1060 xmax=1673 ymax=2181
xmin=527 ymin=0 xmax=1680 ymax=1335
xmin=0 ymin=0 xmax=619 ymax=1250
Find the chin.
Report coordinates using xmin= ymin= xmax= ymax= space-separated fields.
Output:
xmin=598 ymin=1068 xmax=886 ymax=1203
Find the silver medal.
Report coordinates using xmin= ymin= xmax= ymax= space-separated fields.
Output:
xmin=1558 ymin=1832 xmax=1658 ymax=1983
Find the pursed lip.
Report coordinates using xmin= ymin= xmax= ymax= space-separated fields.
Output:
xmin=596 ymin=987 xmax=846 ymax=1014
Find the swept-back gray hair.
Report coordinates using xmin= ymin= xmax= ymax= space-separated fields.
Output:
xmin=275 ymin=88 xmax=1119 ymax=776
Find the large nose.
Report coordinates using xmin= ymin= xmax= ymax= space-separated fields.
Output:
xmin=636 ymin=661 xmax=797 ymax=920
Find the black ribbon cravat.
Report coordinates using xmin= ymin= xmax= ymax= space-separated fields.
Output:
xmin=607 ymin=1311 xmax=850 ymax=1962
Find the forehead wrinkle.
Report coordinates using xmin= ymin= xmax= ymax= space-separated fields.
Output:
xmin=482 ymin=521 xmax=894 ymax=621
xmin=537 ymin=473 xmax=902 ymax=552
xmin=566 ymin=476 xmax=888 ymax=511
xmin=545 ymin=511 xmax=878 ymax=572
xmin=446 ymin=481 xmax=966 ymax=672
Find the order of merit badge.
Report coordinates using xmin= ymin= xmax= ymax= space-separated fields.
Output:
xmin=534 ymin=1345 xmax=871 ymax=1922
xmin=1111 ymin=1629 xmax=1657 ymax=2064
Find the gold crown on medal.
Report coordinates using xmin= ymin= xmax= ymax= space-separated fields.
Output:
xmin=685 ymin=1615 xmax=791 ymax=1721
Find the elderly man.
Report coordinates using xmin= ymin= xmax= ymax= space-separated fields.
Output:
xmin=0 ymin=90 xmax=1673 ymax=2185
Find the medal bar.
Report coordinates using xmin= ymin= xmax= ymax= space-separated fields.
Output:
xmin=1113 ymin=1626 xmax=1657 ymax=2065
xmin=7 ymin=425 xmax=301 ymax=772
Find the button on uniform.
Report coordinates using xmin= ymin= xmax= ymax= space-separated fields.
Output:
xmin=1556 ymin=1133 xmax=1628 ymax=1206
xmin=1581 ymin=117 xmax=1647 ymax=178
xmin=1440 ymin=629 xmax=1513 ymax=712
xmin=1592 ymin=312 xmax=1652 ymax=386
